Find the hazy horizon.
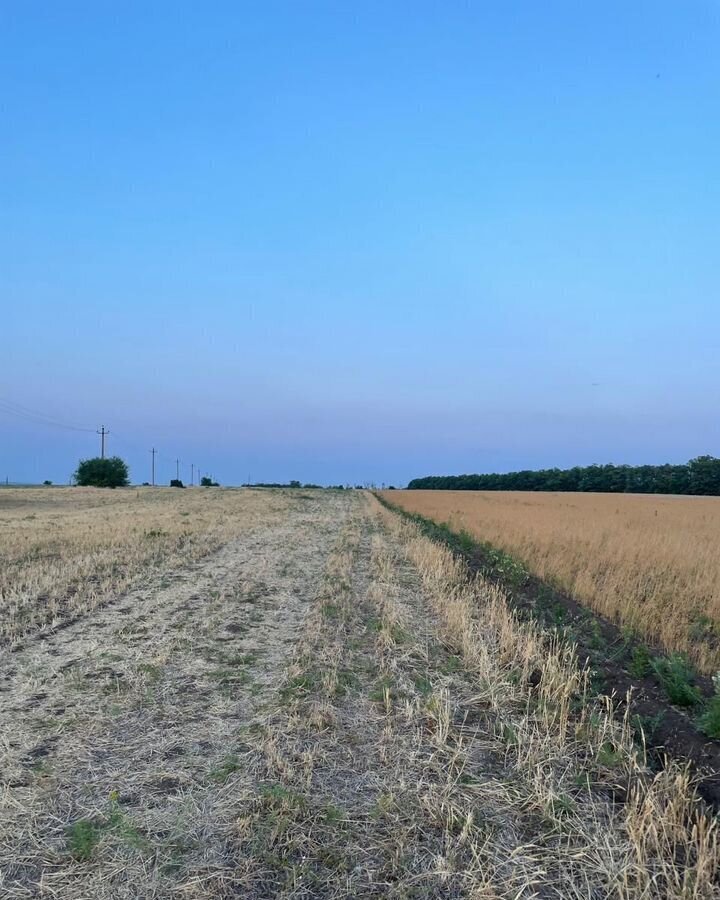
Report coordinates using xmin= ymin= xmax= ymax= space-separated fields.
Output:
xmin=3 ymin=2 xmax=719 ymax=486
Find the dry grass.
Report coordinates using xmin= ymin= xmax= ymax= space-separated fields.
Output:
xmin=381 ymin=490 xmax=720 ymax=673
xmin=0 ymin=486 xmax=293 ymax=644
xmin=0 ymin=486 xmax=352 ymax=899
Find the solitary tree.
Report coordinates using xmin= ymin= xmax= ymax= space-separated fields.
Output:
xmin=75 ymin=456 xmax=129 ymax=488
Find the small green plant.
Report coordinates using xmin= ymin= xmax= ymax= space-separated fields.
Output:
xmin=548 ymin=793 xmax=576 ymax=818
xmin=699 ymin=673 xmax=720 ymax=738
xmin=632 ymin=710 xmax=665 ymax=742
xmin=323 ymin=803 xmax=344 ymax=824
xmin=439 ymin=653 xmax=462 ymax=674
xmin=108 ymin=804 xmax=150 ymax=852
xmin=650 ymin=653 xmax=702 ymax=707
xmin=260 ymin=783 xmax=305 ymax=809
xmin=209 ymin=753 xmax=242 ymax=783
xmin=413 ymin=674 xmax=433 ymax=696
xmin=66 ymin=819 xmax=103 ymax=859
xmin=334 ymin=668 xmax=360 ymax=697
xmin=588 ymin=619 xmax=606 ymax=651
xmin=369 ymin=675 xmax=396 ymax=703
xmin=137 ymin=662 xmax=163 ymax=682
xmin=457 ymin=529 xmax=476 ymax=554
xmin=279 ymin=671 xmax=319 ymax=703
xmin=629 ymin=644 xmax=651 ymax=678
xmin=596 ymin=741 xmax=623 ymax=768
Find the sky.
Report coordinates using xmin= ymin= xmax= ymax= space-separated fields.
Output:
xmin=2 ymin=1 xmax=719 ymax=486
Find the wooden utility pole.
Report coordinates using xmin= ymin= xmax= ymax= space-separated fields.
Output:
xmin=191 ymin=463 xmax=194 ymax=486
xmin=176 ymin=459 xmax=180 ymax=481
xmin=150 ymin=448 xmax=156 ymax=486
xmin=97 ymin=426 xmax=109 ymax=458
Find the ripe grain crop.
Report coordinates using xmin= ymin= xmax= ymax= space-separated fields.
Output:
xmin=381 ymin=490 xmax=720 ymax=673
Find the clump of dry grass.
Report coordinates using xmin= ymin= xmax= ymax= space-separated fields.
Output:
xmin=382 ymin=489 xmax=720 ymax=673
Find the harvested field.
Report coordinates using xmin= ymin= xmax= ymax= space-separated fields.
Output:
xmin=381 ymin=490 xmax=720 ymax=674
xmin=1 ymin=487 xmax=718 ymax=898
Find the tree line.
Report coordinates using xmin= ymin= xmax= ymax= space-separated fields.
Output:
xmin=407 ymin=455 xmax=720 ymax=495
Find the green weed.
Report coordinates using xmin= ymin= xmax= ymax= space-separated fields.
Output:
xmin=699 ymin=676 xmax=720 ymax=738
xmin=650 ymin=653 xmax=702 ymax=707
xmin=629 ymin=644 xmax=651 ymax=678
xmin=209 ymin=753 xmax=242 ymax=783
xmin=66 ymin=819 xmax=103 ymax=859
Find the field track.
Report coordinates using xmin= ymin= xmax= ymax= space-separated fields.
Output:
xmin=1 ymin=488 xmax=718 ymax=898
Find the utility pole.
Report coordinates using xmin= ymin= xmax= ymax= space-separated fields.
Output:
xmin=175 ymin=459 xmax=180 ymax=481
xmin=97 ymin=426 xmax=109 ymax=459
xmin=191 ymin=463 xmax=194 ymax=486
xmin=150 ymin=448 xmax=156 ymax=486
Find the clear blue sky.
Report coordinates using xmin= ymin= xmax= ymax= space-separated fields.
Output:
xmin=2 ymin=2 xmax=719 ymax=486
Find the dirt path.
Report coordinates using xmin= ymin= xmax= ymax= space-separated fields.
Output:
xmin=0 ymin=490 xmax=356 ymax=899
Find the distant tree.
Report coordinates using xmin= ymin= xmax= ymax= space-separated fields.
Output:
xmin=687 ymin=456 xmax=720 ymax=495
xmin=170 ymin=478 xmax=185 ymax=488
xmin=200 ymin=476 xmax=213 ymax=486
xmin=43 ymin=480 xmax=52 ymax=486
xmin=75 ymin=456 xmax=129 ymax=488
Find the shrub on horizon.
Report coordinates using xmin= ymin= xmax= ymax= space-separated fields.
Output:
xmin=74 ymin=456 xmax=129 ymax=489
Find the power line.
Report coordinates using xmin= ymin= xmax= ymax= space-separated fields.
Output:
xmin=0 ymin=396 xmax=96 ymax=433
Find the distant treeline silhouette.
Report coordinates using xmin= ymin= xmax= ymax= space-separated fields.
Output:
xmin=407 ymin=456 xmax=720 ymax=495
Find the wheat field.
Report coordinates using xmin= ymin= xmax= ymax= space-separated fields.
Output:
xmin=380 ymin=490 xmax=720 ymax=673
